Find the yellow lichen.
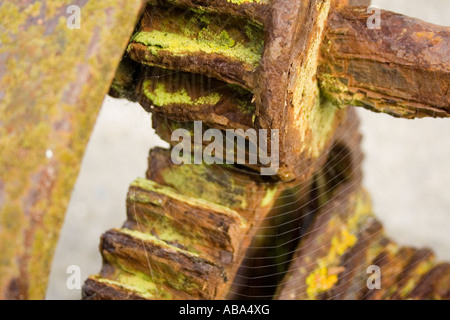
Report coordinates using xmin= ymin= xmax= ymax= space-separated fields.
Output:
xmin=306 ymin=265 xmax=339 ymax=299
xmin=226 ymin=0 xmax=269 ymax=4
xmin=305 ymin=190 xmax=373 ymax=299
xmin=331 ymin=229 xmax=357 ymax=257
xmin=305 ymin=228 xmax=356 ymax=299
xmin=261 ymin=187 xmax=277 ymax=207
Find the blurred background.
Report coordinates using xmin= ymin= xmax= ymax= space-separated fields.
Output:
xmin=46 ymin=0 xmax=450 ymax=299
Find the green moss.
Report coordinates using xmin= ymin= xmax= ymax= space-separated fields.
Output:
xmin=319 ymin=73 xmax=355 ymax=108
xmin=226 ymin=0 xmax=269 ymax=4
xmin=130 ymin=178 xmax=247 ymax=225
xmin=244 ymin=23 xmax=264 ymax=54
xmin=308 ymin=88 xmax=339 ymax=157
xmin=114 ymin=228 xmax=222 ymax=293
xmin=120 ymin=228 xmax=203 ymax=258
xmin=133 ymin=29 xmax=262 ymax=66
xmin=109 ymin=265 xmax=173 ymax=299
xmin=104 ymin=249 xmax=201 ymax=296
xmin=225 ymin=84 xmax=255 ymax=115
xmin=149 ymin=217 xmax=201 ymax=254
xmin=92 ymin=273 xmax=172 ymax=300
xmin=319 ymin=74 xmax=348 ymax=94
xmin=227 ymin=83 xmax=250 ymax=95
xmin=116 ymin=272 xmax=171 ymax=299
xmin=198 ymin=29 xmax=235 ymax=48
xmin=124 ymin=193 xmax=203 ymax=254
xmin=142 ymin=80 xmax=221 ymax=107
xmin=128 ymin=191 xmax=163 ymax=207
xmin=261 ymin=187 xmax=277 ymax=207
xmin=236 ymin=98 xmax=255 ymax=115
xmin=160 ymin=165 xmax=249 ymax=210
xmin=131 ymin=7 xmax=265 ymax=67
xmin=189 ymin=6 xmax=209 ymax=16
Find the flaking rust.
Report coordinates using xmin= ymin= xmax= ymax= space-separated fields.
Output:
xmin=319 ymin=6 xmax=450 ymax=117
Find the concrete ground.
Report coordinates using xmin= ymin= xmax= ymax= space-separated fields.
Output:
xmin=46 ymin=0 xmax=450 ymax=299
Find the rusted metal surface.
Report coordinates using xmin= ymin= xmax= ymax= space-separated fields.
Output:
xmin=0 ymin=0 xmax=144 ymax=299
xmin=319 ymin=6 xmax=450 ymax=118
xmin=124 ymin=0 xmax=346 ymax=181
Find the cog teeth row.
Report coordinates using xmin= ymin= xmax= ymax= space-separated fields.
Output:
xmin=145 ymin=147 xmax=273 ymax=219
xmin=82 ymin=150 xmax=279 ymax=300
xmin=83 ymin=228 xmax=226 ymax=300
xmin=102 ymin=229 xmax=227 ymax=299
